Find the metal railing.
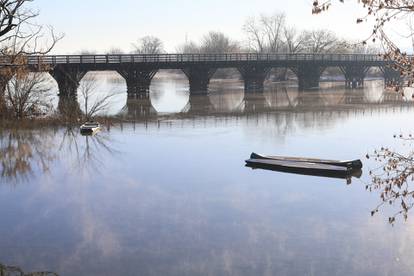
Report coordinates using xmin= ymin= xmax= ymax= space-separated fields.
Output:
xmin=0 ymin=53 xmax=386 ymax=66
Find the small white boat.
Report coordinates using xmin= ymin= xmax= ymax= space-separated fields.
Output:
xmin=80 ymin=122 xmax=101 ymax=135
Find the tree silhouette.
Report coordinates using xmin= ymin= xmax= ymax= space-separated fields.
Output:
xmin=0 ymin=0 xmax=62 ymax=117
xmin=132 ymin=36 xmax=164 ymax=54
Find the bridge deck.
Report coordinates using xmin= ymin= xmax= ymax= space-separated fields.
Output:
xmin=19 ymin=53 xmax=386 ymax=66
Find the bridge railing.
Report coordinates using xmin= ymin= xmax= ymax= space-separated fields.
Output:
xmin=0 ymin=53 xmax=385 ymax=65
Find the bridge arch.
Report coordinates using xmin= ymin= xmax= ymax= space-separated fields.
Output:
xmin=28 ymin=53 xmax=391 ymax=99
xmin=150 ymin=70 xmax=189 ymax=113
xmin=77 ymin=71 xmax=127 ymax=116
xmin=196 ymin=68 xmax=244 ymax=112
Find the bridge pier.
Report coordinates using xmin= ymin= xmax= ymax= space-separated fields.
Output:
xmin=381 ymin=66 xmax=402 ymax=86
xmin=182 ymin=67 xmax=217 ymax=94
xmin=340 ymin=65 xmax=369 ymax=89
xmin=238 ymin=66 xmax=271 ymax=92
xmin=290 ymin=64 xmax=325 ymax=91
xmin=117 ymin=67 xmax=158 ymax=97
xmin=50 ymin=66 xmax=87 ymax=98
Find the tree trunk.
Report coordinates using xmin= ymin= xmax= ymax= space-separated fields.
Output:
xmin=0 ymin=75 xmax=11 ymax=117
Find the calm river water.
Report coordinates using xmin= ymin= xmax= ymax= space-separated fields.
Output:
xmin=1 ymin=73 xmax=414 ymax=275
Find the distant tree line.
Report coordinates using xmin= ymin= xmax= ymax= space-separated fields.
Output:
xmin=80 ymin=11 xmax=377 ymax=56
xmin=174 ymin=12 xmax=377 ymax=55
xmin=88 ymin=12 xmax=379 ymax=80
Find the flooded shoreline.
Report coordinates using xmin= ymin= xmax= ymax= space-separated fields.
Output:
xmin=2 ymin=79 xmax=414 ymax=275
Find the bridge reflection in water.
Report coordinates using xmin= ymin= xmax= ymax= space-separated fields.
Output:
xmin=4 ymin=81 xmax=413 ymax=187
xmin=55 ymin=79 xmax=412 ymax=122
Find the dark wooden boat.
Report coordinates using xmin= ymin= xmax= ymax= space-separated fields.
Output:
xmin=250 ymin=153 xmax=363 ymax=169
xmin=245 ymin=158 xmax=358 ymax=178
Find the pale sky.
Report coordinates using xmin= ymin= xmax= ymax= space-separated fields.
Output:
xmin=31 ymin=0 xmax=403 ymax=54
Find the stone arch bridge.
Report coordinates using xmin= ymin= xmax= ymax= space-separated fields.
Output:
xmin=7 ymin=53 xmax=401 ymax=98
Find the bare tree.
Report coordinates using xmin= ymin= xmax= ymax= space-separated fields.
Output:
xmin=283 ymin=26 xmax=305 ymax=54
xmin=243 ymin=12 xmax=286 ymax=53
xmin=365 ymin=134 xmax=414 ymax=224
xmin=176 ymin=32 xmax=240 ymax=54
xmin=106 ymin=47 xmax=125 ymax=54
xmin=200 ymin=31 xmax=240 ymax=53
xmin=176 ymin=41 xmax=200 ymax=53
xmin=243 ymin=17 xmax=266 ymax=53
xmin=0 ymin=0 xmax=61 ymax=56
xmin=0 ymin=0 xmax=62 ymax=117
xmin=301 ymin=29 xmax=342 ymax=54
xmin=132 ymin=36 xmax=164 ymax=54
xmin=261 ymin=13 xmax=286 ymax=53
xmin=78 ymin=49 xmax=97 ymax=55
xmin=79 ymin=74 xmax=118 ymax=121
xmin=5 ymin=72 xmax=53 ymax=118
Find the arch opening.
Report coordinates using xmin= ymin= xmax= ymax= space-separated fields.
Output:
xmin=77 ymin=71 xmax=127 ymax=116
xmin=150 ymin=69 xmax=189 ymax=113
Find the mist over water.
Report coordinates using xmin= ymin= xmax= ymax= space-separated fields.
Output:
xmin=2 ymin=76 xmax=414 ymax=275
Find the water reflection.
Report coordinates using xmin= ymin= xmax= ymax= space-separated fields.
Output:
xmin=0 ymin=127 xmax=116 ymax=185
xmin=246 ymin=162 xmax=363 ymax=185
xmin=3 ymin=80 xmax=414 ymax=275
xmin=5 ymin=82 xmax=413 ymax=187
xmin=59 ymin=127 xmax=117 ymax=175
xmin=150 ymin=71 xmax=189 ymax=113
xmin=182 ymin=94 xmax=215 ymax=114
xmin=119 ymin=94 xmax=157 ymax=119
xmin=114 ymin=80 xmax=414 ymax=120
xmin=209 ymin=86 xmax=244 ymax=112
xmin=240 ymin=92 xmax=271 ymax=112
xmin=0 ymin=129 xmax=56 ymax=185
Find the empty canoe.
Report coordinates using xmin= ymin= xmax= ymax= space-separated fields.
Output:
xmin=245 ymin=158 xmax=356 ymax=178
xmin=250 ymin=152 xmax=363 ymax=169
